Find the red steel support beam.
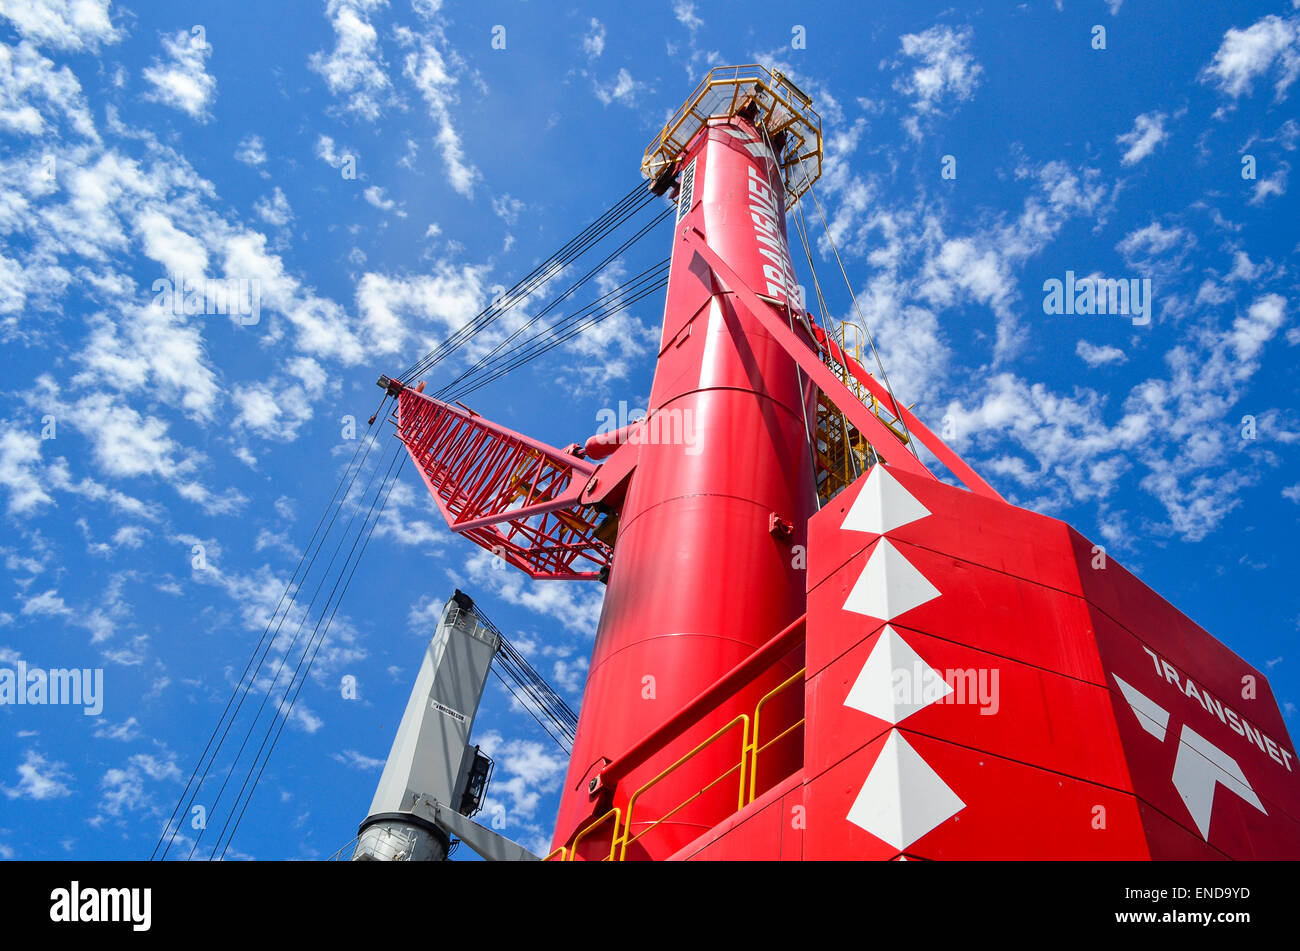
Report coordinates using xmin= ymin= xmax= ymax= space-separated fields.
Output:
xmin=680 ymin=226 xmax=938 ymax=483
xmin=812 ymin=326 xmax=1005 ymax=502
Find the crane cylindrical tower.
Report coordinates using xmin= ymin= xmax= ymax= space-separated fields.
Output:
xmin=552 ymin=69 xmax=824 ymax=859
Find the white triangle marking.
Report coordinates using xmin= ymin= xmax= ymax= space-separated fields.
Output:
xmin=844 ymin=625 xmax=953 ymax=724
xmin=841 ymin=465 xmax=931 ymax=536
xmin=847 ymin=730 xmax=965 ymax=850
xmin=843 ymin=539 xmax=940 ymax=621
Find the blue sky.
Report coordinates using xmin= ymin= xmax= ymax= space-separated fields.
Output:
xmin=0 ymin=0 xmax=1297 ymax=861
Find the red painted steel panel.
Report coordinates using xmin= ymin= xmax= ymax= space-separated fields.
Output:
xmin=803 ymin=730 xmax=1153 ymax=860
xmin=805 ymin=623 xmax=1132 ymax=790
xmin=685 ymin=797 xmax=785 ymax=861
xmin=779 ymin=784 xmax=805 ymax=860
xmin=806 ymin=537 xmax=1107 ymax=685
xmin=808 ymin=467 xmax=1082 ymax=599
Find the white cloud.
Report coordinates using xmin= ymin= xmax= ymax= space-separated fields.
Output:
xmin=1117 ymin=112 xmax=1168 ymax=166
xmin=2 ymin=750 xmax=72 ymax=800
xmin=222 ymin=229 xmax=366 ymax=363
xmin=315 ymin=134 xmax=347 ymax=168
xmin=0 ymin=428 xmax=53 ymax=514
xmin=142 ymin=29 xmax=217 ymax=121
xmin=0 ymin=39 xmax=99 ymax=140
xmin=891 ymin=24 xmax=982 ymax=137
xmin=308 ymin=0 xmax=396 ymax=121
xmin=332 ymin=749 xmax=385 ymax=770
xmin=93 ymin=717 xmax=142 ymax=741
xmin=403 ymin=42 xmax=479 ymax=197
xmin=407 ymin=594 xmax=444 ymax=630
xmin=0 ymin=0 xmax=122 ymax=52
xmin=355 ymin=263 xmax=488 ymax=358
xmin=1076 ymin=340 xmax=1128 ymax=366
xmin=673 ymin=1 xmax=703 ymax=33
xmin=593 ymin=67 xmax=645 ymax=107
xmin=97 ymin=752 xmax=180 ymax=818
xmin=451 ymin=547 xmax=603 ymax=635
xmin=475 ymin=729 xmax=567 ymax=821
xmin=491 ymin=193 xmax=524 ymax=226
xmin=363 ymin=184 xmax=405 ymax=217
xmin=254 ymin=186 xmax=293 ymax=227
xmin=231 ymin=356 xmax=326 ymax=441
xmin=1249 ymin=162 xmax=1288 ymax=205
xmin=582 ymin=18 xmax=605 ymax=59
xmin=234 ymin=134 xmax=267 ymax=167
xmin=1116 ymin=221 xmax=1189 ymax=261
xmin=21 ymin=588 xmax=72 ymax=617
xmin=1201 ymin=14 xmax=1300 ymax=100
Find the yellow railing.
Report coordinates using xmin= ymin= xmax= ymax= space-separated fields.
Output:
xmin=619 ymin=715 xmax=750 ymax=861
xmin=567 ymin=807 xmax=621 ymax=862
xmin=558 ymin=666 xmax=808 ymax=861
xmin=642 ymin=65 xmax=823 ymax=205
xmin=747 ymin=668 xmax=807 ymax=803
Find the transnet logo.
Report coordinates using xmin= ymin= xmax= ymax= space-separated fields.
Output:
xmin=746 ymin=165 xmax=798 ymax=307
xmin=1110 ymin=644 xmax=1298 ymax=841
xmin=1135 ymin=645 xmax=1293 ymax=772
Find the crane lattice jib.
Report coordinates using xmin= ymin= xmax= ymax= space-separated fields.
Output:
xmin=392 ymin=385 xmax=611 ymax=580
xmin=641 ymin=64 xmax=822 ymax=205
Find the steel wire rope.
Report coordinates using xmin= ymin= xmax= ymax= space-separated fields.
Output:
xmin=797 ymin=167 xmax=920 ymax=460
xmin=215 ymin=448 xmax=408 ymax=860
xmin=185 ymin=433 xmax=405 ymax=860
xmin=432 ymin=208 xmax=673 ymax=398
xmin=154 ymin=393 xmax=391 ymax=860
xmin=398 ymin=182 xmax=656 ymax=385
xmin=397 ymin=182 xmax=650 ymax=383
xmin=437 ymin=256 xmax=672 ymax=401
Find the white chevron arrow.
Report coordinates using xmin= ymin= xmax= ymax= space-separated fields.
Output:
xmin=1171 ymin=725 xmax=1267 ymax=840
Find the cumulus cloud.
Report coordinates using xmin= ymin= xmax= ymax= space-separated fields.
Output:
xmin=403 ymin=40 xmax=479 ymax=196
xmin=254 ymin=186 xmax=293 ymax=227
xmin=582 ymin=18 xmax=605 ymax=59
xmin=308 ymin=0 xmax=396 ymax=121
xmin=890 ymin=24 xmax=982 ymax=137
xmin=2 ymin=750 xmax=72 ymax=800
xmin=142 ymin=29 xmax=217 ymax=121
xmin=1117 ymin=112 xmax=1168 ymax=166
xmin=0 ymin=0 xmax=122 ymax=52
xmin=234 ymin=134 xmax=267 ymax=167
xmin=593 ymin=68 xmax=646 ymax=107
xmin=1201 ymin=14 xmax=1300 ymax=100
xmin=1076 ymin=340 xmax=1128 ymax=367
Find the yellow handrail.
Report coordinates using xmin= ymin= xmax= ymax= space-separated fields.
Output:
xmin=557 ymin=663 xmax=809 ymax=861
xmin=747 ymin=668 xmax=807 ymax=803
xmin=618 ymin=715 xmax=749 ymax=861
xmin=567 ymin=807 xmax=621 ymax=862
